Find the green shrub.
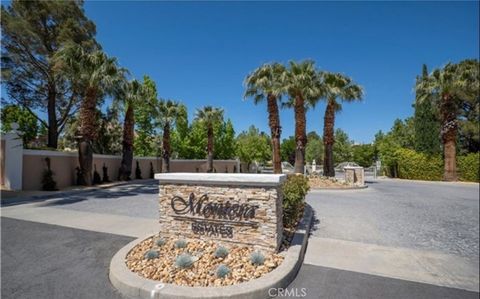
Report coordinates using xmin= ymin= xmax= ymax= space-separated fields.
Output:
xmin=175 ymin=253 xmax=194 ymax=268
xmin=282 ymin=174 xmax=309 ymax=227
xmin=149 ymin=162 xmax=155 ymax=179
xmin=135 ymin=161 xmax=142 ymax=180
xmin=214 ymin=246 xmax=229 ymax=258
xmin=216 ymin=265 xmax=231 ymax=278
xmin=175 ymin=239 xmax=187 ymax=249
xmin=216 ymin=264 xmax=231 ymax=278
xmin=250 ymin=251 xmax=265 ymax=266
xmin=155 ymin=238 xmax=166 ymax=247
xmin=93 ymin=164 xmax=102 ymax=185
xmin=458 ymin=153 xmax=480 ymax=182
xmin=42 ymin=157 xmax=58 ymax=191
xmin=144 ymin=250 xmax=159 ymax=260
xmin=395 ymin=148 xmax=443 ymax=181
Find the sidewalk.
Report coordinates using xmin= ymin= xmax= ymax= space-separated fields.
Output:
xmin=1 ymin=179 xmax=159 ymax=238
xmin=2 ymin=204 xmax=158 ymax=238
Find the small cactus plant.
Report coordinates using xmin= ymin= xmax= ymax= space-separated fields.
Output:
xmin=214 ymin=246 xmax=229 ymax=258
xmin=175 ymin=253 xmax=194 ymax=268
xmin=216 ymin=264 xmax=231 ymax=278
xmin=175 ymin=239 xmax=187 ymax=249
xmin=250 ymin=251 xmax=265 ymax=266
xmin=144 ymin=249 xmax=159 ymax=260
xmin=155 ymin=238 xmax=166 ymax=247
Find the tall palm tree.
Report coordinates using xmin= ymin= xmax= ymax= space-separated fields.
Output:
xmin=416 ymin=60 xmax=479 ymax=181
xmin=158 ymin=99 xmax=181 ymax=173
xmin=244 ymin=63 xmax=286 ymax=174
xmin=320 ymin=72 xmax=363 ymax=177
xmin=195 ymin=106 xmax=224 ymax=172
xmin=117 ymin=80 xmax=143 ymax=181
xmin=283 ymin=60 xmax=324 ymax=174
xmin=55 ymin=44 xmax=124 ymax=185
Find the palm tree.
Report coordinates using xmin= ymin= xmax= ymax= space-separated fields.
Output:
xmin=55 ymin=44 xmax=124 ymax=185
xmin=320 ymin=72 xmax=363 ymax=177
xmin=117 ymin=80 xmax=143 ymax=180
xmin=244 ymin=63 xmax=286 ymax=174
xmin=195 ymin=106 xmax=224 ymax=172
xmin=283 ymin=60 xmax=324 ymax=174
xmin=158 ymin=99 xmax=181 ymax=172
xmin=416 ymin=60 xmax=479 ymax=181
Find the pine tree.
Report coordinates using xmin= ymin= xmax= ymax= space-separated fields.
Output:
xmin=414 ymin=64 xmax=441 ymax=155
xmin=1 ymin=1 xmax=98 ymax=148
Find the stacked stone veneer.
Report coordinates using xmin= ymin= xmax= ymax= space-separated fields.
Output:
xmin=344 ymin=166 xmax=365 ymax=186
xmin=156 ymin=173 xmax=286 ymax=253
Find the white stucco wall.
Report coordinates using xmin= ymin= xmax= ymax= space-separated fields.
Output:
xmin=1 ymin=126 xmax=23 ymax=190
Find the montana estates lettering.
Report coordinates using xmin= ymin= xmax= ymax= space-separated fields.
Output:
xmin=170 ymin=193 xmax=258 ymax=221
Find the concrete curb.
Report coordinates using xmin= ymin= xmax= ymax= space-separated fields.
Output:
xmin=109 ymin=204 xmax=313 ymax=299
xmin=382 ymin=177 xmax=479 ymax=185
xmin=1 ymin=179 xmax=156 ymax=206
xmin=310 ymin=185 xmax=368 ymax=191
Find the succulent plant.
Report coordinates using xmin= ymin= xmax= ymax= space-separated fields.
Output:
xmin=155 ymin=238 xmax=166 ymax=247
xmin=216 ymin=264 xmax=231 ymax=278
xmin=214 ymin=246 xmax=229 ymax=258
xmin=175 ymin=239 xmax=187 ymax=249
xmin=144 ymin=249 xmax=159 ymax=260
xmin=175 ymin=253 xmax=194 ymax=268
xmin=250 ymin=251 xmax=265 ymax=266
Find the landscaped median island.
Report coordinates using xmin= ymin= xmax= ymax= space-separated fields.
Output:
xmin=125 ymin=236 xmax=284 ymax=286
xmin=109 ymin=173 xmax=312 ymax=299
xmin=308 ymin=175 xmax=350 ymax=189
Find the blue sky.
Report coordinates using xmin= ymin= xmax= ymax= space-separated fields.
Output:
xmin=4 ymin=1 xmax=480 ymax=143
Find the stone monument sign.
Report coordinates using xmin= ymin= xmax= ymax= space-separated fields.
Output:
xmin=344 ymin=166 xmax=365 ymax=187
xmin=155 ymin=173 xmax=286 ymax=252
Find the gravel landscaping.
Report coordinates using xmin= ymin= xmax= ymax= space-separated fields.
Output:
xmin=126 ymin=236 xmax=284 ymax=287
xmin=308 ymin=175 xmax=350 ymax=189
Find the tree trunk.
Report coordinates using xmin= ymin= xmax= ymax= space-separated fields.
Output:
xmin=323 ymin=99 xmax=336 ymax=177
xmin=207 ymin=124 xmax=214 ymax=172
xmin=78 ymin=140 xmax=92 ymax=185
xmin=443 ymin=135 xmax=457 ymax=181
xmin=78 ymin=87 xmax=97 ymax=186
xmin=267 ymin=94 xmax=282 ymax=174
xmin=162 ymin=123 xmax=170 ymax=173
xmin=47 ymin=83 xmax=58 ymax=148
xmin=119 ymin=104 xmax=134 ymax=180
xmin=440 ymin=93 xmax=458 ymax=181
xmin=294 ymin=95 xmax=307 ymax=174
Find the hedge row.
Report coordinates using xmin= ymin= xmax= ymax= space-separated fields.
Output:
xmin=282 ymin=174 xmax=310 ymax=227
xmin=458 ymin=153 xmax=480 ymax=182
xmin=395 ymin=149 xmax=443 ymax=181
xmin=390 ymin=149 xmax=479 ymax=182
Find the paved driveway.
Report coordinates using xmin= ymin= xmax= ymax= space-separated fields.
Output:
xmin=1 ymin=218 xmax=133 ymax=299
xmin=309 ymin=179 xmax=479 ymax=257
xmin=293 ymin=178 xmax=479 ymax=298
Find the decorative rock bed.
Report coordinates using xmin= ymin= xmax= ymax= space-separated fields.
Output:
xmin=309 ymin=175 xmax=350 ymax=189
xmin=125 ymin=236 xmax=284 ymax=287
xmin=309 ymin=175 xmax=368 ymax=189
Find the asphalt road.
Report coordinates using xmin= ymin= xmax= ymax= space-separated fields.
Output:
xmin=286 ymin=264 xmax=479 ymax=299
xmin=1 ymin=217 xmax=133 ymax=299
xmin=300 ymin=178 xmax=479 ymax=297
xmin=307 ymin=179 xmax=479 ymax=258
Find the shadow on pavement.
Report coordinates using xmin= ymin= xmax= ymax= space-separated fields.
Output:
xmin=310 ymin=208 xmax=320 ymax=234
xmin=1 ymin=180 xmax=158 ymax=208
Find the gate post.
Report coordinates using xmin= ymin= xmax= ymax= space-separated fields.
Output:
xmin=1 ymin=123 xmax=24 ymax=190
